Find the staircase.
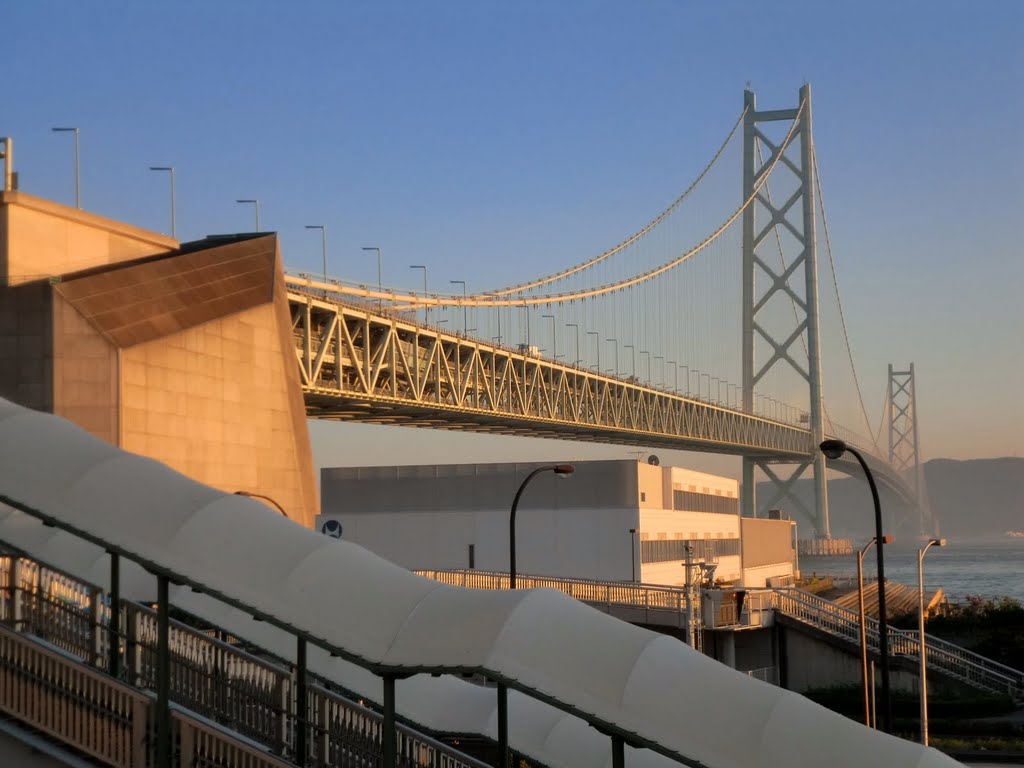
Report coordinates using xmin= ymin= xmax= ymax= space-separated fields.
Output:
xmin=0 ymin=551 xmax=491 ymax=768
xmin=769 ymin=587 xmax=1024 ymax=702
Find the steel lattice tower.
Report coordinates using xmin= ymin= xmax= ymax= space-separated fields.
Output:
xmin=888 ymin=362 xmax=925 ymax=531
xmin=740 ymin=84 xmax=831 ymax=537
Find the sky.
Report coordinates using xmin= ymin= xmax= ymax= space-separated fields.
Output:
xmin=6 ymin=1 xmax=1022 ymax=475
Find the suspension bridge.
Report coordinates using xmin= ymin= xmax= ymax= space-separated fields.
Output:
xmin=284 ymin=85 xmax=925 ymax=538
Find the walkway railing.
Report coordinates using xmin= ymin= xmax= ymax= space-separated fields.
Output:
xmin=767 ymin=587 xmax=1024 ymax=700
xmin=417 ymin=569 xmax=706 ymax=650
xmin=0 ymin=551 xmax=492 ymax=768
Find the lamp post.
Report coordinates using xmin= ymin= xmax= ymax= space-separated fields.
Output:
xmin=701 ymin=373 xmax=710 ymax=401
xmin=542 ymin=314 xmax=557 ymax=359
xmin=363 ymin=247 xmax=383 ymax=311
xmin=450 ymin=280 xmax=469 ymax=333
xmin=856 ymin=535 xmax=891 ymax=726
xmin=918 ymin=537 xmax=947 ymax=745
xmin=639 ymin=350 xmax=650 ymax=383
xmin=509 ymin=464 xmax=575 ymax=589
xmin=566 ymin=323 xmax=580 ymax=366
xmin=821 ymin=438 xmax=892 ymax=732
xmin=409 ymin=265 xmax=428 ymax=324
xmin=233 ymin=490 xmax=288 ymax=519
xmin=305 ymin=225 xmax=327 ymax=282
xmin=629 ymin=528 xmax=638 ymax=581
xmin=149 ymin=166 xmax=176 ymax=238
xmin=607 ymin=339 xmax=619 ymax=376
xmin=654 ymin=356 xmax=664 ymax=388
xmin=624 ymin=344 xmax=636 ymax=378
xmin=587 ymin=331 xmax=600 ymax=372
xmin=236 ymin=199 xmax=260 ymax=231
xmin=51 ymin=127 xmax=80 ymax=208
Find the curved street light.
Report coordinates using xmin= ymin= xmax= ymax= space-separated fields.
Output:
xmin=918 ymin=537 xmax=947 ymax=745
xmin=233 ymin=490 xmax=288 ymax=519
xmin=509 ymin=464 xmax=574 ymax=589
xmin=820 ymin=438 xmax=892 ymax=732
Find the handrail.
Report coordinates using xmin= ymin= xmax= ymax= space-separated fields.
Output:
xmin=767 ymin=587 xmax=1024 ymax=698
xmin=0 ymin=552 xmax=492 ymax=768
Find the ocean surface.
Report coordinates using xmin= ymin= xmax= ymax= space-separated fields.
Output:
xmin=800 ymin=539 xmax=1024 ymax=604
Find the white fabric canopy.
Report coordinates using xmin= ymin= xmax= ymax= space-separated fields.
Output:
xmin=0 ymin=397 xmax=960 ymax=767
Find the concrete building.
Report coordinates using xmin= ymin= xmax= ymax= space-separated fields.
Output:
xmin=319 ymin=459 xmax=796 ymax=587
xmin=0 ymin=191 xmax=317 ymax=526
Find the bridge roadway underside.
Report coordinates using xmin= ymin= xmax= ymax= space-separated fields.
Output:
xmin=293 ymin=292 xmax=812 ymax=459
xmin=293 ymin=290 xmax=915 ymax=503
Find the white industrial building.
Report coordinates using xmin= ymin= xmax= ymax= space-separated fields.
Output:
xmin=318 ymin=459 xmax=797 ymax=588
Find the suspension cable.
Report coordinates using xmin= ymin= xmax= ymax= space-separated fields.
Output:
xmin=298 ymin=102 xmax=805 ymax=309
xmin=484 ymin=107 xmax=749 ymax=296
xmin=812 ymin=147 xmax=880 ymax=454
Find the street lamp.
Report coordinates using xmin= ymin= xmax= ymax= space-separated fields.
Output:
xmin=654 ymin=356 xmax=664 ymax=388
xmin=363 ymin=247 xmax=383 ymax=311
xmin=918 ymin=537 xmax=947 ymax=745
xmin=509 ymin=464 xmax=575 ymax=589
xmin=566 ymin=323 xmax=580 ymax=366
xmin=624 ymin=344 xmax=636 ymax=378
xmin=450 ymin=280 xmax=469 ymax=334
xmin=236 ymin=199 xmax=260 ymax=231
xmin=587 ymin=331 xmax=600 ymax=372
xmin=821 ymin=438 xmax=893 ymax=732
xmin=305 ymin=225 xmax=327 ymax=283
xmin=629 ymin=528 xmax=638 ymax=581
xmin=409 ymin=265 xmax=428 ymax=324
xmin=233 ymin=490 xmax=288 ymax=518
xmin=51 ymin=127 xmax=80 ymax=208
xmin=542 ymin=314 xmax=557 ymax=359
xmin=149 ymin=166 xmax=176 ymax=238
xmin=856 ymin=535 xmax=891 ymax=726
xmin=607 ymin=339 xmax=619 ymax=376
xmin=639 ymin=350 xmax=650 ymax=383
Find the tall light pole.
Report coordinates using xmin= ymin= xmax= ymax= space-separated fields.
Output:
xmin=149 ymin=166 xmax=176 ymax=238
xmin=566 ymin=323 xmax=580 ymax=366
xmin=701 ymin=373 xmax=711 ymax=401
xmin=607 ymin=339 xmax=619 ymax=376
xmin=587 ymin=331 xmax=600 ymax=372
xmin=363 ymin=247 xmax=383 ymax=311
xmin=918 ymin=537 xmax=947 ymax=745
xmin=629 ymin=528 xmax=638 ymax=581
xmin=821 ymin=438 xmax=892 ymax=732
xmin=409 ymin=265 xmax=428 ymax=324
xmin=668 ymin=361 xmax=678 ymax=393
xmin=654 ymin=356 xmax=664 ymax=388
xmin=542 ymin=314 xmax=557 ymax=359
xmin=639 ymin=350 xmax=650 ymax=383
xmin=236 ymin=199 xmax=260 ymax=231
xmin=509 ymin=464 xmax=575 ymax=589
xmin=51 ymin=127 xmax=80 ymax=208
xmin=305 ymin=225 xmax=327 ymax=282
xmin=856 ymin=535 xmax=890 ymax=727
xmin=450 ymin=280 xmax=468 ymax=334
xmin=624 ymin=344 xmax=636 ymax=378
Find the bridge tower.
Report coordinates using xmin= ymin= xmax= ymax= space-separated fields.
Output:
xmin=888 ymin=362 xmax=926 ymax=532
xmin=740 ymin=84 xmax=831 ymax=537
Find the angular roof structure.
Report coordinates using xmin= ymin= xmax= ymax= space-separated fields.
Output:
xmin=0 ymin=396 xmax=959 ymax=767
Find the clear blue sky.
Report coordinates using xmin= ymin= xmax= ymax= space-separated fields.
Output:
xmin=7 ymin=1 xmax=1022 ymax=469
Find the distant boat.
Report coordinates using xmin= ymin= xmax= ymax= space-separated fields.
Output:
xmin=1005 ymin=531 xmax=1024 ymax=538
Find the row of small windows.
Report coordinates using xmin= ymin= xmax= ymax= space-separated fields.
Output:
xmin=672 ymin=490 xmax=739 ymax=515
xmin=641 ymin=538 xmax=741 ymax=564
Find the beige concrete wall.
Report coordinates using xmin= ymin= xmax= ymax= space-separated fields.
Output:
xmin=0 ymin=283 xmax=53 ymax=411
xmin=119 ymin=296 xmax=317 ymax=527
xmin=0 ymin=192 xmax=176 ymax=286
xmin=740 ymin=517 xmax=796 ymax=569
xmin=51 ymin=293 xmax=118 ymax=443
xmin=636 ymin=462 xmax=663 ymax=508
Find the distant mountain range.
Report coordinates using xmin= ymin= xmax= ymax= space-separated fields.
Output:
xmin=757 ymin=457 xmax=1023 ymax=544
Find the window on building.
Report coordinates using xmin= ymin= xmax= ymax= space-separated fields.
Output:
xmin=640 ymin=492 xmax=646 ymax=502
xmin=468 ymin=544 xmax=475 ymax=569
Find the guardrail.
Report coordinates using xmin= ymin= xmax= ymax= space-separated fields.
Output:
xmin=0 ymin=551 xmax=492 ymax=768
xmin=768 ymin=587 xmax=1024 ymax=700
xmin=417 ymin=568 xmax=703 ymax=641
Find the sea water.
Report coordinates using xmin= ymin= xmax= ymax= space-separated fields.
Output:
xmin=800 ymin=539 xmax=1024 ymax=603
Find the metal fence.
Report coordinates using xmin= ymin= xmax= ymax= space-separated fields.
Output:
xmin=0 ymin=552 xmax=492 ymax=768
xmin=768 ymin=587 xmax=1024 ymax=700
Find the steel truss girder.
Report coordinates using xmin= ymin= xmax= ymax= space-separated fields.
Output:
xmin=289 ymin=292 xmax=813 ymax=457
